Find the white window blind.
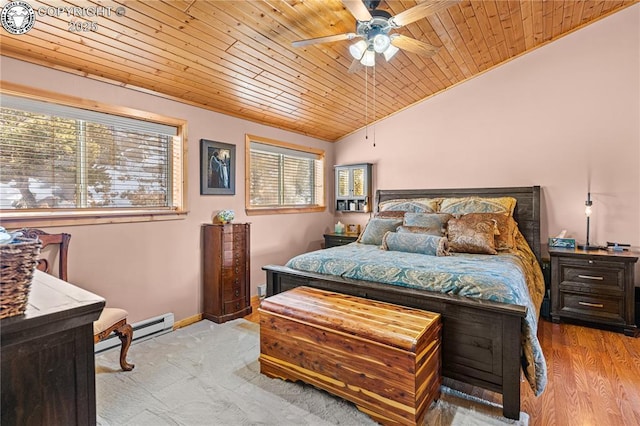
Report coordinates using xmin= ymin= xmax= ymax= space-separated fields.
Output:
xmin=248 ymin=139 xmax=324 ymax=210
xmin=0 ymin=94 xmax=183 ymax=212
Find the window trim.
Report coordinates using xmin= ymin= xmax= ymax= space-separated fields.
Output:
xmin=0 ymin=82 xmax=188 ymax=228
xmin=245 ymin=134 xmax=325 ymax=215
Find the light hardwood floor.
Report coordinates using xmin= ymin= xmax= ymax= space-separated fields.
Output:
xmin=246 ymin=301 xmax=640 ymax=426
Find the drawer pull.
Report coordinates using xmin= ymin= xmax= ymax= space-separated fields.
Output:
xmin=578 ymin=301 xmax=604 ymax=308
xmin=577 ymin=274 xmax=604 ymax=281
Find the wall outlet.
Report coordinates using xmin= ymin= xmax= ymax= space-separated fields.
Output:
xmin=257 ymin=284 xmax=267 ymax=299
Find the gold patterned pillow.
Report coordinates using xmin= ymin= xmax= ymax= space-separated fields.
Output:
xmin=462 ymin=213 xmax=518 ymax=251
xmin=378 ymin=198 xmax=441 ymax=213
xmin=447 ymin=217 xmax=498 ymax=255
xmin=440 ymin=196 xmax=517 ymax=217
xmin=374 ymin=210 xmax=406 ymax=219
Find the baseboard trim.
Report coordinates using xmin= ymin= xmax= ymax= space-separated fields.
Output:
xmin=190 ymin=297 xmax=261 ymax=328
xmin=174 ymin=314 xmax=202 ymax=330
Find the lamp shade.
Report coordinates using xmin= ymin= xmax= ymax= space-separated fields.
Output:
xmin=349 ymin=40 xmax=368 ymax=60
xmin=372 ymin=34 xmax=390 ymax=53
xmin=383 ymin=44 xmax=399 ymax=61
xmin=360 ymin=48 xmax=375 ymax=66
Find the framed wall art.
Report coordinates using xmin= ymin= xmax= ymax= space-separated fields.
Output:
xmin=200 ymin=139 xmax=235 ymax=195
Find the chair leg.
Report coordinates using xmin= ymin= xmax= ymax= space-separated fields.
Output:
xmin=114 ymin=323 xmax=135 ymax=371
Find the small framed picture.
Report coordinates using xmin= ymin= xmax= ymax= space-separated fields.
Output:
xmin=347 ymin=224 xmax=361 ymax=235
xmin=201 ymin=139 xmax=235 ymax=195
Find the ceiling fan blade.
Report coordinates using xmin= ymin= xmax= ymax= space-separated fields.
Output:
xmin=348 ymin=58 xmax=364 ymax=74
xmin=391 ymin=34 xmax=439 ymax=57
xmin=342 ymin=0 xmax=373 ymax=22
xmin=292 ymin=32 xmax=357 ymax=47
xmin=391 ymin=0 xmax=461 ymax=27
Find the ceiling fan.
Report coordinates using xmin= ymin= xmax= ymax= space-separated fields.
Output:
xmin=292 ymin=0 xmax=461 ymax=70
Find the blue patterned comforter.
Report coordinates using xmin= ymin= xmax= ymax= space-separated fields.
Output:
xmin=285 ymin=233 xmax=547 ymax=395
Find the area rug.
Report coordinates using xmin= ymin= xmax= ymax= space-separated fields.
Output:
xmin=96 ymin=319 xmax=528 ymax=425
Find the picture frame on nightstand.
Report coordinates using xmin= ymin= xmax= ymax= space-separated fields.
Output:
xmin=346 ymin=224 xmax=360 ymax=235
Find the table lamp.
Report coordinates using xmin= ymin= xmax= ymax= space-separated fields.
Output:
xmin=578 ymin=192 xmax=599 ymax=250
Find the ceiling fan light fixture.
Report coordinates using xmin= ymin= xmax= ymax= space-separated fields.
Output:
xmin=349 ymin=40 xmax=368 ymax=60
xmin=372 ymin=33 xmax=390 ymax=53
xmin=360 ymin=48 xmax=375 ymax=66
xmin=383 ymin=44 xmax=399 ymax=61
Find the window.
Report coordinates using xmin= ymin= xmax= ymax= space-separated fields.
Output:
xmin=0 ymin=84 xmax=186 ymax=227
xmin=246 ymin=134 xmax=324 ymax=214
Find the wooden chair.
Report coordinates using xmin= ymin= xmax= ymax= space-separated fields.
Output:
xmin=20 ymin=228 xmax=135 ymax=371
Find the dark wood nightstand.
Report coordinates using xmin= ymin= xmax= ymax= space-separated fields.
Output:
xmin=550 ymin=247 xmax=638 ymax=336
xmin=323 ymin=233 xmax=358 ymax=248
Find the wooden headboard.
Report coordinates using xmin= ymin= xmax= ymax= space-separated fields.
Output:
xmin=375 ymin=186 xmax=541 ymax=262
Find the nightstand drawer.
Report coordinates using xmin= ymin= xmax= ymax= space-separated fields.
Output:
xmin=558 ymin=291 xmax=625 ymax=324
xmin=560 ymin=266 xmax=623 ymax=289
xmin=324 ymin=233 xmax=358 ymax=248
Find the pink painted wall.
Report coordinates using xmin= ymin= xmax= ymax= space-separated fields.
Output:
xmin=0 ymin=56 xmax=336 ymax=323
xmin=336 ymin=5 xmax=640 ymax=284
xmin=1 ymin=4 xmax=638 ymax=326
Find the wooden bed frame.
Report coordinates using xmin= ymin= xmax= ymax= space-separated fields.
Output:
xmin=263 ymin=186 xmax=541 ymax=420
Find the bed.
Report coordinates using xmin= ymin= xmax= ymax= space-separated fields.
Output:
xmin=263 ymin=186 xmax=546 ymax=420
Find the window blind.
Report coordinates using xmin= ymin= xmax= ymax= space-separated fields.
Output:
xmin=0 ymin=94 xmax=182 ymax=211
xmin=248 ymin=140 xmax=324 ymax=209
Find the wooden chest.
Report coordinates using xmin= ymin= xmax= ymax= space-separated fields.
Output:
xmin=202 ymin=223 xmax=251 ymax=323
xmin=259 ymin=286 xmax=441 ymax=425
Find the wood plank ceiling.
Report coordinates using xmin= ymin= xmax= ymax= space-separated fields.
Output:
xmin=0 ymin=0 xmax=634 ymax=142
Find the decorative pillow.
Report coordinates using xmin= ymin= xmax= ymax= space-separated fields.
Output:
xmin=357 ymin=218 xmax=403 ymax=245
xmin=374 ymin=210 xmax=406 ymax=219
xmin=462 ymin=213 xmax=518 ymax=251
xmin=378 ymin=198 xmax=441 ymax=213
xmin=403 ymin=213 xmax=452 ymax=236
xmin=397 ymin=225 xmax=443 ymax=236
xmin=440 ymin=196 xmax=517 ymax=217
xmin=447 ymin=217 xmax=498 ymax=255
xmin=382 ymin=231 xmax=449 ymax=256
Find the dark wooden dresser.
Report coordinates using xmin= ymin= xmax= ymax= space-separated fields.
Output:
xmin=202 ymin=223 xmax=251 ymax=323
xmin=1 ymin=270 xmax=105 ymax=425
xmin=550 ymin=247 xmax=638 ymax=336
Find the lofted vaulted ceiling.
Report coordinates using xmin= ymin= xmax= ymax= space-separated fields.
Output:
xmin=0 ymin=0 xmax=634 ymax=141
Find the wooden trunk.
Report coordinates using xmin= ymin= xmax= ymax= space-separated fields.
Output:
xmin=259 ymin=286 xmax=441 ymax=426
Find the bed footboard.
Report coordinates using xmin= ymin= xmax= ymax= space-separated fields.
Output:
xmin=263 ymin=264 xmax=526 ymax=420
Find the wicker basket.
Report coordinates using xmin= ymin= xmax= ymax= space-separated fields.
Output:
xmin=0 ymin=238 xmax=42 ymax=319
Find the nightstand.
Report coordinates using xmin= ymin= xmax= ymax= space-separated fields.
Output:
xmin=323 ymin=233 xmax=358 ymax=248
xmin=550 ymin=247 xmax=638 ymax=336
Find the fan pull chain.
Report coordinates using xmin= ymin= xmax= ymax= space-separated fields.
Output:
xmin=373 ymin=63 xmax=376 ymax=147
xmin=364 ymin=65 xmax=368 ymax=142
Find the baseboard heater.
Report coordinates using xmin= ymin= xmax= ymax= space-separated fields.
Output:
xmin=95 ymin=312 xmax=174 ymax=354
